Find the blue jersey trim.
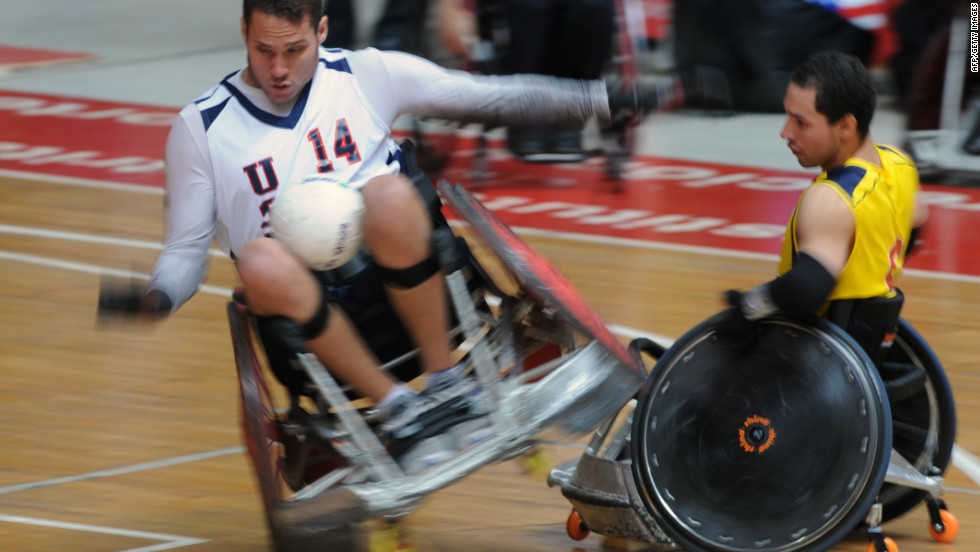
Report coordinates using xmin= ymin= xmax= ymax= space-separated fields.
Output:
xmin=219 ymin=77 xmax=314 ymax=129
xmin=824 ymin=165 xmax=866 ymax=197
xmin=321 ymin=57 xmax=352 ymax=74
xmin=199 ymin=97 xmax=231 ymax=131
xmin=214 ymin=58 xmax=351 ymax=129
xmin=878 ymin=144 xmax=899 ymax=156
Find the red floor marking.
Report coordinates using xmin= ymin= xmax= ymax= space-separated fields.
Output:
xmin=0 ymin=90 xmax=173 ymax=188
xmin=0 ymin=45 xmax=94 ymax=71
xmin=433 ymin=136 xmax=980 ymax=278
xmin=1 ymin=90 xmax=977 ymax=277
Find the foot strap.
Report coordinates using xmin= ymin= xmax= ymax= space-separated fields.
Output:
xmin=386 ymin=397 xmax=483 ymax=458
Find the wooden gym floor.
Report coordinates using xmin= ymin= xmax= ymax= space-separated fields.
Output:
xmin=0 ymin=172 xmax=977 ymax=552
xmin=1 ymin=1 xmax=978 ymax=550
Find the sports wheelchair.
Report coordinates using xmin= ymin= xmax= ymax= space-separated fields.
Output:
xmin=227 ymin=144 xmax=958 ymax=552
xmin=549 ymin=307 xmax=959 ymax=552
xmin=227 ymin=142 xmax=648 ymax=550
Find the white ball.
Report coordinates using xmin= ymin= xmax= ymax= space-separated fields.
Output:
xmin=269 ymin=174 xmax=366 ymax=271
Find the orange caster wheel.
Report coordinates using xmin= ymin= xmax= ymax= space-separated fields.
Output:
xmin=566 ymin=509 xmax=589 ymax=541
xmin=928 ymin=509 xmax=959 ymax=543
xmin=866 ymin=536 xmax=898 ymax=552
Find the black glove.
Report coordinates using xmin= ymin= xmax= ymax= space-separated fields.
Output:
xmin=714 ymin=301 xmax=764 ymax=352
xmin=141 ymin=288 xmax=173 ymax=320
xmin=724 ymin=285 xmax=779 ymax=321
xmin=606 ymin=65 xmax=732 ymax=130
xmin=607 ymin=81 xmax=644 ymax=131
xmin=724 ymin=289 xmax=746 ymax=313
xmin=97 ymin=277 xmax=172 ymax=326
xmin=713 ymin=288 xmax=774 ymax=351
xmin=607 ymin=77 xmax=684 ymax=127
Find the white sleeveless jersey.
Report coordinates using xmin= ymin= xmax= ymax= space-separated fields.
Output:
xmin=198 ymin=50 xmax=400 ymax=258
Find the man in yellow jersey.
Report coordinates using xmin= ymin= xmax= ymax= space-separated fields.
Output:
xmin=726 ymin=50 xmax=929 ymax=362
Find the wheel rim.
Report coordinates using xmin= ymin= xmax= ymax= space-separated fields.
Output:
xmin=632 ymin=313 xmax=892 ymax=552
xmin=876 ymin=319 xmax=956 ymax=522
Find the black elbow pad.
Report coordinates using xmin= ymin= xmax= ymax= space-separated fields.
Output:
xmin=769 ymin=252 xmax=837 ymax=316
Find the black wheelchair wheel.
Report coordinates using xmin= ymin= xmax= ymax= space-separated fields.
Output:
xmin=230 ymin=301 xmax=367 ymax=552
xmin=876 ymin=318 xmax=956 ymax=523
xmin=229 ymin=301 xmax=286 ymax=509
xmin=229 ymin=299 xmax=296 ymax=552
xmin=631 ymin=310 xmax=892 ymax=552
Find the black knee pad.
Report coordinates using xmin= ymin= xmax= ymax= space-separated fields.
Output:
xmin=375 ymin=254 xmax=442 ymax=289
xmin=298 ymin=294 xmax=331 ymax=340
xmin=256 ymin=293 xmax=332 ymax=353
xmin=254 ymin=295 xmax=332 ymax=397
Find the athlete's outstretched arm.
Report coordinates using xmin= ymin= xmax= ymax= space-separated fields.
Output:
xmin=99 ymin=110 xmax=216 ymax=324
xmin=727 ymin=185 xmax=853 ymax=320
xmin=350 ymin=49 xmax=729 ymax=130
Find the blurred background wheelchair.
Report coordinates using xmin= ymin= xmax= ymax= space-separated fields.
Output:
xmin=321 ymin=0 xmax=678 ymax=188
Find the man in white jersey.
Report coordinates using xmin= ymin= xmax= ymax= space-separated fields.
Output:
xmin=108 ymin=0 xmax=722 ymax=473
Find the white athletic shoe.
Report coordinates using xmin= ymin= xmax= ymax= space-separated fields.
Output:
xmin=423 ymin=367 xmax=494 ymax=449
xmin=378 ymin=394 xmax=459 ymax=474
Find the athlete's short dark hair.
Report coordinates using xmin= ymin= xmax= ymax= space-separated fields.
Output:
xmin=790 ymin=50 xmax=876 ymax=139
xmin=243 ymin=0 xmax=322 ymax=29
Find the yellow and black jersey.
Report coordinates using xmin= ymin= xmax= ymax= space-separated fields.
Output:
xmin=777 ymin=144 xmax=920 ymax=304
